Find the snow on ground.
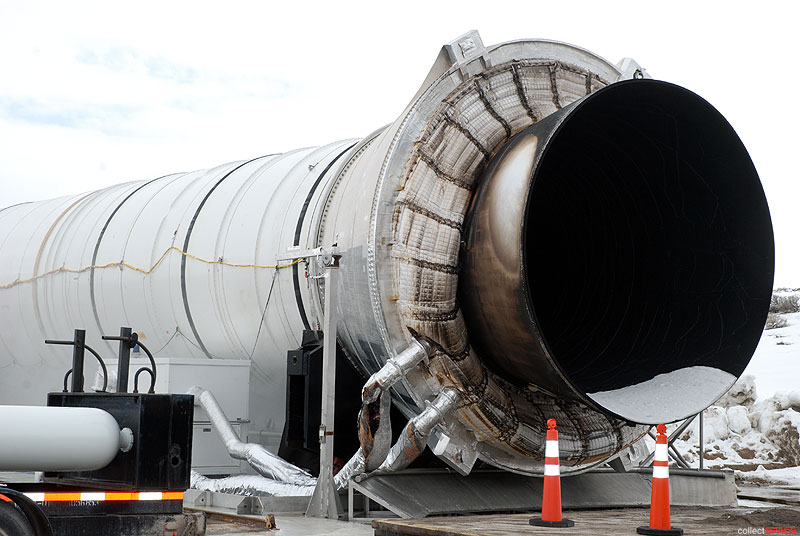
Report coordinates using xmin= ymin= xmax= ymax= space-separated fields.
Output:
xmin=667 ymin=374 xmax=800 ymax=472
xmin=736 ymin=465 xmax=800 ymax=488
xmin=743 ymin=309 xmax=800 ymax=401
xmin=664 ymin=296 xmax=800 ymax=489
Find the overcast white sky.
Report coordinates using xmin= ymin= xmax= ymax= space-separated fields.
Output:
xmin=0 ymin=1 xmax=797 ymax=285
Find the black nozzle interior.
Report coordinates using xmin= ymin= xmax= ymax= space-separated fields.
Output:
xmin=526 ymin=80 xmax=774 ymax=399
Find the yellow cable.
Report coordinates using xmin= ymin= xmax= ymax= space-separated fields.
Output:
xmin=0 ymin=246 xmax=301 ymax=290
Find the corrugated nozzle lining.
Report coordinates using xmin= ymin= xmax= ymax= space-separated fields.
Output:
xmin=391 ymin=59 xmax=648 ymax=468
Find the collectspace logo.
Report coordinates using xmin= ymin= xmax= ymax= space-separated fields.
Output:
xmin=738 ymin=527 xmax=798 ymax=535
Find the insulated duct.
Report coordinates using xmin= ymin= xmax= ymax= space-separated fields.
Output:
xmin=188 ymin=387 xmax=315 ymax=486
xmin=0 ymin=31 xmax=773 ymax=476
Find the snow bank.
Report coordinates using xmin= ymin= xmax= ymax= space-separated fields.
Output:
xmin=743 ymin=309 xmax=800 ymax=400
xmin=715 ymin=374 xmax=758 ymax=408
xmin=727 ymin=406 xmax=751 ymax=435
xmin=670 ymin=375 xmax=800 ymax=471
xmin=736 ymin=465 xmax=800 ymax=488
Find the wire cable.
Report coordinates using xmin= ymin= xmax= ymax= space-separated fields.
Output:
xmin=0 ymin=246 xmax=300 ymax=289
xmin=249 ymin=269 xmax=280 ymax=359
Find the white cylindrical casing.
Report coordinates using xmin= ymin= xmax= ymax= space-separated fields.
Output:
xmin=0 ymin=141 xmax=355 ymax=439
xmin=0 ymin=406 xmax=121 ymax=471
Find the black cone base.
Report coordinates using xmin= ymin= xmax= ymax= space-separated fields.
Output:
xmin=637 ymin=526 xmax=683 ymax=535
xmin=529 ymin=517 xmax=575 ymax=528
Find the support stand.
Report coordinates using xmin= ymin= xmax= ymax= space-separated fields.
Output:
xmin=278 ymin=246 xmax=342 ymax=519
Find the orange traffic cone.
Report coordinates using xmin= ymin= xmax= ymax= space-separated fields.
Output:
xmin=637 ymin=424 xmax=683 ymax=535
xmin=530 ymin=419 xmax=574 ymax=528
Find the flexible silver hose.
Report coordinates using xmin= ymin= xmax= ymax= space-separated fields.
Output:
xmin=188 ymin=386 xmax=316 ymax=486
xmin=191 ymin=470 xmax=313 ymax=497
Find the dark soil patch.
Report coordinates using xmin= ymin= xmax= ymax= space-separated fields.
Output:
xmin=699 ymin=506 xmax=800 ymax=526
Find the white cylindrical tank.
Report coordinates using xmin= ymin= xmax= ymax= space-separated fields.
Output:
xmin=0 ymin=32 xmax=773 ymax=475
xmin=0 ymin=406 xmax=123 ymax=471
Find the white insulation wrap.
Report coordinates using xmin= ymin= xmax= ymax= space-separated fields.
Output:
xmin=0 ymin=406 xmax=122 ymax=471
xmin=0 ymin=141 xmax=355 ymax=440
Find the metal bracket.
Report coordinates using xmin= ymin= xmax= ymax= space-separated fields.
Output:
xmin=186 ymin=490 xmax=210 ymax=507
xmin=442 ymin=30 xmax=486 ymax=66
xmin=608 ymin=438 xmax=649 ymax=472
xmin=236 ymin=496 xmax=264 ymax=515
xmin=616 ymin=57 xmax=652 ymax=80
xmin=276 ymin=245 xmax=340 ymax=265
xmin=429 ymin=424 xmax=478 ymax=476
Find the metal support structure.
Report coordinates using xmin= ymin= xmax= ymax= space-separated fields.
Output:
xmin=71 ymin=329 xmax=86 ymax=393
xmin=698 ymin=411 xmax=704 ymax=470
xmin=641 ymin=414 xmax=699 ymax=469
xmin=668 ymin=443 xmax=691 ymax=469
xmin=116 ymin=327 xmax=133 ymax=393
xmin=45 ymin=332 xmax=110 ymax=393
xmin=306 ymin=259 xmax=341 ymax=518
xmin=44 ymin=329 xmax=89 ymax=393
xmin=639 ymin=411 xmax=708 ymax=470
xmin=102 ymin=331 xmax=156 ymax=394
xmin=347 ymin=467 xmax=738 ymax=519
xmin=644 ymin=429 xmax=689 ymax=469
xmin=278 ymin=246 xmax=342 ymax=518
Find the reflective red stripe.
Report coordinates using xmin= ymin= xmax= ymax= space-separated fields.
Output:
xmin=163 ymin=492 xmax=184 ymax=501
xmin=544 ymin=456 xmax=560 ymax=466
xmin=654 ymin=460 xmax=668 ymax=467
xmin=0 ymin=493 xmax=12 ymax=502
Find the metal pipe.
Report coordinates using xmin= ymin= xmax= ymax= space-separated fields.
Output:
xmin=115 ymin=327 xmax=132 ymax=393
xmin=70 ymin=329 xmax=85 ymax=393
xmin=45 ymin=333 xmax=108 ymax=393
xmin=0 ymin=406 xmax=125 ymax=471
xmin=188 ymin=386 xmax=315 ymax=486
xmin=334 ymin=339 xmax=432 ymax=487
xmin=362 ymin=339 xmax=430 ymax=403
xmin=372 ymin=388 xmax=461 ymax=474
xmin=668 ymin=444 xmax=691 ymax=469
xmin=699 ymin=412 xmax=704 ymax=470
